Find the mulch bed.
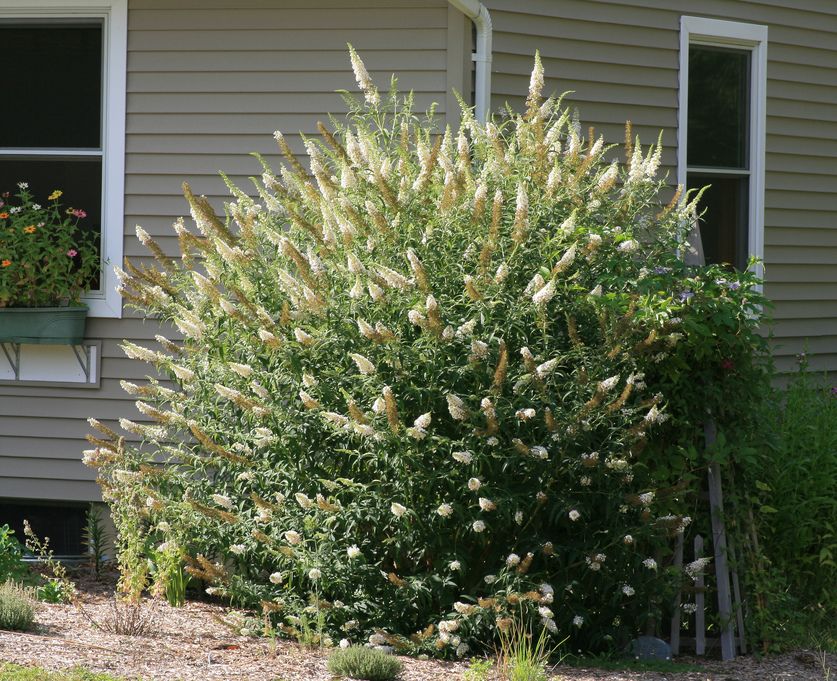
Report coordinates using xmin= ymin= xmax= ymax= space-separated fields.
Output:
xmin=0 ymin=575 xmax=832 ymax=680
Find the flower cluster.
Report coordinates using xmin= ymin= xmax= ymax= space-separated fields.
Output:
xmin=0 ymin=183 xmax=97 ymax=307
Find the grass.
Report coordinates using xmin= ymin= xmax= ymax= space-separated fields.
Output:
xmin=0 ymin=664 xmax=135 ymax=681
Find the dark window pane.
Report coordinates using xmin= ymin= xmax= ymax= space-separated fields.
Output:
xmin=0 ymin=23 xmax=102 ymax=149
xmin=0 ymin=501 xmax=87 ymax=556
xmin=0 ymin=157 xmax=103 ymax=290
xmin=688 ymin=46 xmax=749 ymax=169
xmin=688 ymin=174 xmax=749 ymax=270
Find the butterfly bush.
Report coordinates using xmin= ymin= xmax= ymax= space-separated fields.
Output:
xmin=87 ymin=52 xmax=766 ymax=655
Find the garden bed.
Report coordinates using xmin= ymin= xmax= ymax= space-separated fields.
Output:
xmin=0 ymin=582 xmax=831 ymax=681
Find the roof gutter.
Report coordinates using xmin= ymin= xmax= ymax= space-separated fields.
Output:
xmin=447 ymin=0 xmax=493 ymax=122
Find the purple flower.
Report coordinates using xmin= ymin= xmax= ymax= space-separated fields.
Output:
xmin=831 ymin=387 xmax=837 ymax=397
xmin=654 ymin=266 xmax=671 ymax=275
xmin=678 ymin=290 xmax=694 ymax=302
xmin=726 ymin=281 xmax=741 ymax=291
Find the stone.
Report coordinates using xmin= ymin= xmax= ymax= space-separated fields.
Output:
xmin=630 ymin=636 xmax=672 ymax=661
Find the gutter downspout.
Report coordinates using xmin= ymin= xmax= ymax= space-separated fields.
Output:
xmin=446 ymin=0 xmax=492 ymax=122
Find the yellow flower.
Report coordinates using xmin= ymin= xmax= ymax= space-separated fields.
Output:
xmin=48 ymin=190 xmax=62 ymax=200
xmin=23 ymin=225 xmax=36 ymax=234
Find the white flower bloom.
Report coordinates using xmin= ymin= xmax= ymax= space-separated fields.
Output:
xmin=171 ymin=364 xmax=196 ymax=382
xmin=390 ymin=502 xmax=407 ymax=518
xmin=515 ymin=511 xmax=524 ymax=525
xmin=456 ymin=319 xmax=476 ymax=337
xmin=530 ymin=446 xmax=549 ymax=460
xmin=268 ymin=571 xmax=283 ymax=585
xmin=573 ymin=615 xmax=584 ymax=627
xmin=436 ymin=503 xmax=454 ymax=517
xmin=413 ymin=412 xmax=431 ymax=429
xmin=569 ymin=509 xmax=580 ymax=521
xmin=470 ymin=339 xmax=489 ymax=359
xmin=298 ymin=390 xmax=319 ymax=409
xmin=532 ymin=278 xmax=556 ymax=305
xmin=449 ymin=560 xmax=461 ymax=571
xmin=211 ymin=494 xmax=233 ymax=510
xmin=494 ymin=263 xmax=509 ymax=284
xmin=339 ymin=639 xmax=350 ymax=649
xmin=484 ymin=574 xmax=496 ymax=584
xmin=453 ymin=602 xmax=474 ymax=615
xmin=408 ymin=309 xmax=426 ymax=327
xmin=372 ymin=397 xmax=386 ymax=413
xmin=308 ymin=568 xmax=322 ymax=581
xmin=367 ymin=281 xmax=384 ymax=301
xmin=618 ymin=239 xmax=638 ymax=253
xmin=589 ymin=284 xmax=603 ymax=297
xmin=468 ymin=477 xmax=481 ymax=491
xmin=349 ymin=352 xmax=376 ymax=375
xmin=295 ymin=492 xmax=313 ymax=509
xmin=347 ymin=252 xmax=365 ymax=274
xmin=294 ymin=328 xmax=314 ymax=345
xmin=643 ymin=558 xmax=658 ymax=570
xmin=452 ymin=450 xmax=473 ymax=464
xmin=347 ymin=545 xmax=362 ymax=559
xmin=479 ymin=497 xmax=496 ymax=512
xmin=623 ymin=534 xmax=634 ymax=544
xmin=553 ymin=245 xmax=577 ymax=275
xmin=472 ymin=520 xmax=486 ymax=533
xmin=446 ymin=394 xmax=469 ymax=421
xmin=487 ymin=436 xmax=499 ymax=446
xmin=685 ymin=557 xmax=712 ymax=580
xmin=599 ymin=375 xmax=620 ymax=392
xmin=506 ymin=553 xmax=521 ymax=567
xmin=524 ymin=273 xmax=546 ymax=297
xmin=538 ymin=606 xmax=554 ymax=619
xmin=229 ymin=544 xmax=245 ymax=555
xmin=516 ymin=408 xmax=536 ymax=421
xmin=284 ymin=530 xmax=302 ymax=545
xmin=622 ymin=584 xmax=635 ymax=596
xmin=638 ymin=491 xmax=655 ymax=506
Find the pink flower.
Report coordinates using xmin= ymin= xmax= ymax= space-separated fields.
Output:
xmin=67 ymin=249 xmax=78 ymax=257
xmin=72 ymin=209 xmax=87 ymax=218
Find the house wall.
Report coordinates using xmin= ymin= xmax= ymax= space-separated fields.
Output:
xmin=0 ymin=0 xmax=463 ymax=502
xmin=486 ymin=0 xmax=837 ymax=376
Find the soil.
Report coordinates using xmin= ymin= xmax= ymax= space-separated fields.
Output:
xmin=0 ymin=572 xmax=832 ymax=681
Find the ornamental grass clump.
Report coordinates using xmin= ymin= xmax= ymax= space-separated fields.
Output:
xmin=327 ymin=646 xmax=403 ymax=681
xmin=0 ymin=581 xmax=36 ymax=632
xmin=89 ymin=50 xmax=766 ymax=655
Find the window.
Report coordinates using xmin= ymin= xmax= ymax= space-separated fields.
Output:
xmin=0 ymin=500 xmax=88 ymax=556
xmin=0 ymin=0 xmax=126 ymax=317
xmin=678 ymin=17 xmax=767 ymax=276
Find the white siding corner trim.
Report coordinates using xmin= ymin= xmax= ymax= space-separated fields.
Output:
xmin=0 ymin=0 xmax=126 ymax=318
xmin=678 ymin=16 xmax=768 ymax=283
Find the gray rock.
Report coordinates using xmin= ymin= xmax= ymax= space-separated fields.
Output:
xmin=630 ymin=636 xmax=672 ymax=661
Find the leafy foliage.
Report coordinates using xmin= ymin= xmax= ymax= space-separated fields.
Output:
xmin=0 ymin=525 xmax=26 ymax=584
xmin=87 ymin=52 xmax=767 ymax=655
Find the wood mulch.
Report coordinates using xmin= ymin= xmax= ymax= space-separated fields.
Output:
xmin=0 ymin=575 xmax=832 ymax=680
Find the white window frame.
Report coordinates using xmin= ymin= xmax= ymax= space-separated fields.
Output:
xmin=0 ymin=0 xmax=126 ymax=318
xmin=678 ymin=16 xmax=767 ymax=282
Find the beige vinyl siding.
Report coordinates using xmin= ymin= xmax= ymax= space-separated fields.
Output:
xmin=487 ymin=0 xmax=837 ymax=376
xmin=0 ymin=0 xmax=459 ymax=502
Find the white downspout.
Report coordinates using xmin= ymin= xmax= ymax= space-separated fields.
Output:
xmin=447 ymin=0 xmax=493 ymax=122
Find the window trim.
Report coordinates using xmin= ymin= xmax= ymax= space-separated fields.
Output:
xmin=678 ymin=16 xmax=767 ymax=283
xmin=0 ymin=0 xmax=126 ymax=318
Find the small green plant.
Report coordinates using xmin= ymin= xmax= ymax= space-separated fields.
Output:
xmin=0 ymin=581 xmax=36 ymax=631
xmin=0 ymin=524 xmax=27 ymax=583
xmin=148 ymin=542 xmax=190 ymax=607
xmin=0 ymin=183 xmax=99 ymax=307
xmin=83 ymin=504 xmax=110 ymax=581
xmin=496 ymin=614 xmax=558 ymax=681
xmin=23 ymin=520 xmax=76 ymax=604
xmin=327 ymin=646 xmax=403 ymax=681
xmin=464 ymin=658 xmax=494 ymax=681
